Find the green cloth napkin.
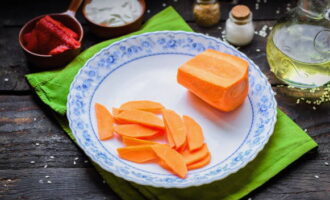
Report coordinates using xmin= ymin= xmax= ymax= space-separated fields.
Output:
xmin=26 ymin=7 xmax=317 ymax=200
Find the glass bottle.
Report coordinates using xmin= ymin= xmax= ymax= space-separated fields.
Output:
xmin=193 ymin=0 xmax=220 ymax=27
xmin=266 ymin=0 xmax=330 ymax=89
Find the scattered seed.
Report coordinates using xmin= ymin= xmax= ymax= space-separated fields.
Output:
xmin=276 ymin=10 xmax=280 ymax=14
xmin=74 ymin=157 xmax=79 ymax=161
xmin=45 ymin=176 xmax=50 ymax=178
xmin=33 ymin=118 xmax=37 ymax=121
xmin=218 ymin=26 xmax=222 ymax=30
xmin=314 ymin=175 xmax=319 ymax=179
xmin=30 ymin=161 xmax=35 ymax=164
xmin=173 ymin=0 xmax=178 ymax=2
xmin=325 ymin=162 xmax=329 ymax=166
xmin=102 ymin=180 xmax=106 ymax=184
xmin=35 ymin=142 xmax=40 ymax=146
xmin=162 ymin=3 xmax=166 ymax=7
xmin=47 ymin=180 xmax=52 ymax=184
xmin=256 ymin=49 xmax=260 ymax=52
xmin=312 ymin=106 xmax=316 ymax=110
xmin=304 ymin=129 xmax=308 ymax=132
xmin=146 ymin=9 xmax=150 ymax=14
xmin=39 ymin=179 xmax=44 ymax=184
xmin=44 ymin=164 xmax=48 ymax=168
xmin=50 ymin=156 xmax=54 ymax=159
xmin=84 ymin=160 xmax=89 ymax=163
xmin=248 ymin=198 xmax=252 ymax=200
xmin=7 ymin=179 xmax=11 ymax=182
xmin=73 ymin=161 xmax=77 ymax=165
xmin=4 ymin=78 xmax=9 ymax=82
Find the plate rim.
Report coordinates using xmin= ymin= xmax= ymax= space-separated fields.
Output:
xmin=67 ymin=30 xmax=277 ymax=188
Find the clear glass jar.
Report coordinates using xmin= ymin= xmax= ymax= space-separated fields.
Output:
xmin=225 ymin=5 xmax=254 ymax=46
xmin=193 ymin=0 xmax=220 ymax=27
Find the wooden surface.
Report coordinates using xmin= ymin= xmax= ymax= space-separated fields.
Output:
xmin=0 ymin=0 xmax=329 ymax=199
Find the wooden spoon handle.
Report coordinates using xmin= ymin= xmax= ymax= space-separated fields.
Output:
xmin=65 ymin=0 xmax=83 ymax=17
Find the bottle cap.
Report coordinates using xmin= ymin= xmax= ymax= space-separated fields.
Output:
xmin=231 ymin=5 xmax=250 ymax=20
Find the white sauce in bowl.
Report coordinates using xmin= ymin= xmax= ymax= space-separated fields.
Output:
xmin=85 ymin=0 xmax=142 ymax=27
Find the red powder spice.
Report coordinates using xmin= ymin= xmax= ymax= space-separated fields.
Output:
xmin=23 ymin=15 xmax=80 ymax=55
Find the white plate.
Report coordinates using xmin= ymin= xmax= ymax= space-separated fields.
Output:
xmin=67 ymin=31 xmax=277 ymax=188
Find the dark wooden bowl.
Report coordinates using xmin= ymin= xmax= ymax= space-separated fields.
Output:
xmin=82 ymin=0 xmax=146 ymax=38
xmin=18 ymin=13 xmax=84 ymax=68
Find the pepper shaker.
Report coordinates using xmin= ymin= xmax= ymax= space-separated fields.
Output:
xmin=225 ymin=5 xmax=254 ymax=46
xmin=193 ymin=0 xmax=220 ymax=27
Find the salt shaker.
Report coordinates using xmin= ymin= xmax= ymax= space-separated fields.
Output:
xmin=225 ymin=5 xmax=254 ymax=46
xmin=193 ymin=0 xmax=220 ymax=27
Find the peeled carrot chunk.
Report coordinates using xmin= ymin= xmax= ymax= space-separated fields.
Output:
xmin=157 ymin=159 xmax=171 ymax=171
xmin=152 ymin=144 xmax=187 ymax=178
xmin=183 ymin=115 xmax=204 ymax=151
xmin=181 ymin=144 xmax=209 ymax=165
xmin=95 ymin=103 xmax=114 ymax=140
xmin=114 ymin=109 xmax=164 ymax=129
xmin=117 ymin=145 xmax=157 ymax=163
xmin=112 ymin=107 xmax=120 ymax=115
xmin=162 ymin=109 xmax=186 ymax=149
xmin=122 ymin=136 xmax=157 ymax=146
xmin=177 ymin=49 xmax=249 ymax=112
xmin=119 ymin=100 xmax=165 ymax=114
xmin=187 ymin=154 xmax=211 ymax=170
xmin=114 ymin=124 xmax=159 ymax=138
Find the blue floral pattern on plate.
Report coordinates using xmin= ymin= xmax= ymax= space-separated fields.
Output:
xmin=67 ymin=31 xmax=277 ymax=188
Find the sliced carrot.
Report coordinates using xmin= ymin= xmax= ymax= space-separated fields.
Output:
xmin=177 ymin=49 xmax=249 ymax=112
xmin=157 ymin=159 xmax=171 ymax=171
xmin=122 ymin=136 xmax=157 ymax=146
xmin=119 ymin=100 xmax=165 ymax=114
xmin=181 ymin=144 xmax=209 ymax=165
xmin=165 ymin=125 xmax=175 ymax=148
xmin=162 ymin=109 xmax=186 ymax=149
xmin=152 ymin=144 xmax=187 ymax=178
xmin=95 ymin=103 xmax=114 ymax=140
xmin=187 ymin=154 xmax=211 ymax=170
xmin=112 ymin=107 xmax=120 ymax=115
xmin=183 ymin=115 xmax=204 ymax=151
xmin=114 ymin=124 xmax=159 ymax=138
xmin=114 ymin=109 xmax=165 ymax=129
xmin=117 ymin=145 xmax=157 ymax=163
xmin=176 ymin=139 xmax=188 ymax=153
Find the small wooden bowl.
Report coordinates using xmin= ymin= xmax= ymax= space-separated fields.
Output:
xmin=18 ymin=13 xmax=83 ymax=68
xmin=82 ymin=0 xmax=146 ymax=38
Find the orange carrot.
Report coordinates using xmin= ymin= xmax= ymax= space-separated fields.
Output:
xmin=112 ymin=107 xmax=120 ymax=115
xmin=165 ymin=125 xmax=175 ymax=148
xmin=95 ymin=103 xmax=114 ymax=140
xmin=117 ymin=145 xmax=157 ymax=163
xmin=114 ymin=124 xmax=160 ymax=138
xmin=152 ymin=144 xmax=187 ymax=178
xmin=119 ymin=100 xmax=165 ymax=114
xmin=183 ymin=115 xmax=204 ymax=151
xmin=162 ymin=109 xmax=186 ymax=149
xmin=187 ymin=154 xmax=211 ymax=170
xmin=177 ymin=49 xmax=249 ymax=112
xmin=114 ymin=109 xmax=165 ymax=129
xmin=122 ymin=136 xmax=157 ymax=146
xmin=181 ymin=144 xmax=209 ymax=165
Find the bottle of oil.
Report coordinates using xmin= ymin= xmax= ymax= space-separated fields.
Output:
xmin=266 ymin=0 xmax=330 ymax=89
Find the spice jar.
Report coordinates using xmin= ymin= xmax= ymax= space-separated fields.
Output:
xmin=225 ymin=5 xmax=254 ymax=46
xmin=193 ymin=0 xmax=220 ymax=27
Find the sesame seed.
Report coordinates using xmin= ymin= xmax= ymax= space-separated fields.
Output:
xmin=73 ymin=161 xmax=76 ymax=165
xmin=248 ymin=198 xmax=252 ymax=200
xmin=325 ymin=162 xmax=329 ymax=166
xmin=39 ymin=179 xmax=44 ymax=184
xmin=276 ymin=10 xmax=280 ymax=14
xmin=45 ymin=176 xmax=50 ymax=178
xmin=312 ymin=106 xmax=316 ymax=110
xmin=84 ymin=160 xmax=89 ymax=163
xmin=35 ymin=142 xmax=40 ymax=146
xmin=50 ymin=156 xmax=54 ymax=159
xmin=74 ymin=157 xmax=79 ymax=161
xmin=47 ymin=180 xmax=52 ymax=184
xmin=162 ymin=3 xmax=166 ymax=7
xmin=147 ymin=9 xmax=150 ymax=13
xmin=174 ymin=0 xmax=178 ymax=2
xmin=4 ymin=78 xmax=9 ymax=82
xmin=7 ymin=179 xmax=11 ymax=182
xmin=218 ymin=26 xmax=222 ymax=30
xmin=30 ymin=161 xmax=35 ymax=164
xmin=314 ymin=175 xmax=319 ymax=179
xmin=256 ymin=49 xmax=260 ymax=52
xmin=102 ymin=180 xmax=106 ymax=184
xmin=304 ymin=129 xmax=308 ymax=132
xmin=44 ymin=164 xmax=48 ymax=168
xmin=33 ymin=118 xmax=37 ymax=121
